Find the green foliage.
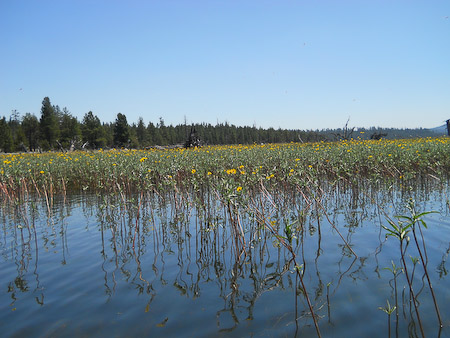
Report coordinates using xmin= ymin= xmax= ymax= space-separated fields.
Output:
xmin=82 ymin=111 xmax=106 ymax=148
xmin=39 ymin=97 xmax=59 ymax=150
xmin=382 ymin=200 xmax=437 ymax=241
xmin=0 ymin=117 xmax=13 ymax=153
xmin=378 ymin=299 xmax=396 ymax=315
xmin=113 ymin=113 xmax=130 ymax=147
xmin=59 ymin=108 xmax=81 ymax=149
xmin=2 ymin=138 xmax=450 ymax=198
xmin=136 ymin=117 xmax=148 ymax=147
xmin=22 ymin=113 xmax=39 ymax=151
xmin=9 ymin=110 xmax=26 ymax=151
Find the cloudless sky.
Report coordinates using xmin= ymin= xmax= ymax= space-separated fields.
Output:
xmin=1 ymin=0 xmax=449 ymax=130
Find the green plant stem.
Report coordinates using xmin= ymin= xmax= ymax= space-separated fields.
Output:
xmin=394 ymin=273 xmax=399 ymax=338
xmin=400 ymin=240 xmax=425 ymax=338
xmin=411 ymin=226 xmax=443 ymax=327
xmin=388 ymin=313 xmax=391 ymax=338
xmin=251 ymin=200 xmax=321 ymax=338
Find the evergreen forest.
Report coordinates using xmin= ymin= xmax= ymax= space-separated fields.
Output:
xmin=0 ymin=97 xmax=445 ymax=153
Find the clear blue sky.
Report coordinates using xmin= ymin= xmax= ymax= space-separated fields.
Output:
xmin=1 ymin=1 xmax=449 ymax=130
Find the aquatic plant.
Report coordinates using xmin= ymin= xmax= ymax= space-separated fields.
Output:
xmin=1 ymin=137 xmax=450 ymax=202
xmin=400 ymin=200 xmax=442 ymax=328
xmin=384 ymin=261 xmax=402 ymax=337
xmin=382 ymin=201 xmax=442 ymax=337
xmin=378 ymin=299 xmax=397 ymax=338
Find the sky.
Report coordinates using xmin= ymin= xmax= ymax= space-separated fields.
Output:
xmin=1 ymin=1 xmax=449 ymax=130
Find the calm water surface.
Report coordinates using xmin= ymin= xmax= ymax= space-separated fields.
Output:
xmin=1 ymin=182 xmax=450 ymax=337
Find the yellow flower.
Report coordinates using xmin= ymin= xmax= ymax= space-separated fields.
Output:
xmin=191 ymin=169 xmax=196 ymax=174
xmin=40 ymin=170 xmax=45 ymax=174
xmin=140 ymin=157 xmax=148 ymax=162
xmin=236 ymin=186 xmax=242 ymax=192
xmin=207 ymin=171 xmax=212 ymax=175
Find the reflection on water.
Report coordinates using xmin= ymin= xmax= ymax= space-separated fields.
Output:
xmin=1 ymin=179 xmax=450 ymax=336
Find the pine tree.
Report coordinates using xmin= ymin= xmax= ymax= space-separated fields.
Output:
xmin=0 ymin=117 xmax=13 ymax=152
xmin=113 ymin=113 xmax=130 ymax=147
xmin=81 ymin=111 xmax=106 ymax=149
xmin=22 ymin=113 xmax=39 ymax=151
xmin=147 ymin=122 xmax=156 ymax=145
xmin=39 ymin=97 xmax=59 ymax=150
xmin=59 ymin=108 xmax=81 ymax=149
xmin=136 ymin=117 xmax=148 ymax=147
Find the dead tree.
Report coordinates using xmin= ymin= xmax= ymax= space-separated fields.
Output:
xmin=69 ymin=139 xmax=76 ymax=152
xmin=19 ymin=142 xmax=28 ymax=153
xmin=370 ymin=132 xmax=387 ymax=140
xmin=184 ymin=126 xmax=202 ymax=148
xmin=446 ymin=119 xmax=450 ymax=136
xmin=332 ymin=118 xmax=355 ymax=141
xmin=56 ymin=140 xmax=66 ymax=153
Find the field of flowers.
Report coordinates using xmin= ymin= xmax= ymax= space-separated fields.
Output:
xmin=1 ymin=137 xmax=450 ymax=201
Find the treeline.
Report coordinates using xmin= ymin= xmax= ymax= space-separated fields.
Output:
xmin=0 ymin=97 xmax=444 ymax=153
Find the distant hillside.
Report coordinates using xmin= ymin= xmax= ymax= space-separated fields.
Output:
xmin=316 ymin=126 xmax=444 ymax=140
xmin=428 ymin=124 xmax=447 ymax=135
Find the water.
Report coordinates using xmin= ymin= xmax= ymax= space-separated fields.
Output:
xmin=1 ymin=182 xmax=450 ymax=337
